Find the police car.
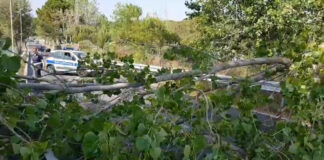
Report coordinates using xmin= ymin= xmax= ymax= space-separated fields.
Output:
xmin=44 ymin=50 xmax=87 ymax=75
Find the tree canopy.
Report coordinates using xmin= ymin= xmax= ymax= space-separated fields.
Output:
xmin=110 ymin=3 xmax=180 ymax=55
xmin=185 ymin=0 xmax=324 ymax=61
xmin=36 ymin=0 xmax=71 ymax=43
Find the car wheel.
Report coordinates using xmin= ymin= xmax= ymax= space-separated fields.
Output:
xmin=77 ymin=69 xmax=88 ymax=77
xmin=47 ymin=65 xmax=55 ymax=74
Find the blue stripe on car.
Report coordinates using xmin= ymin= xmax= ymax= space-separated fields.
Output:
xmin=46 ymin=60 xmax=78 ymax=66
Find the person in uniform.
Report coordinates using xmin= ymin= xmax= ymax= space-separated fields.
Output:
xmin=32 ymin=48 xmax=43 ymax=77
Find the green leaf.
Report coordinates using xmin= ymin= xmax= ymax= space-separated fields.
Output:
xmin=1 ymin=55 xmax=20 ymax=73
xmin=149 ymin=147 xmax=161 ymax=160
xmin=47 ymin=113 xmax=60 ymax=129
xmin=313 ymin=150 xmax=324 ymax=160
xmin=135 ymin=135 xmax=151 ymax=151
xmin=25 ymin=114 xmax=38 ymax=131
xmin=155 ymin=128 xmax=168 ymax=144
xmin=103 ymin=122 xmax=114 ymax=132
xmin=32 ymin=141 xmax=48 ymax=153
xmin=288 ymin=143 xmax=299 ymax=154
xmin=115 ymin=126 xmax=127 ymax=135
xmin=12 ymin=143 xmax=21 ymax=154
xmin=282 ymin=128 xmax=291 ymax=136
xmin=108 ymin=136 xmax=121 ymax=150
xmin=91 ymin=118 xmax=104 ymax=132
xmin=31 ymin=152 xmax=40 ymax=160
xmin=7 ymin=117 xmax=18 ymax=128
xmin=73 ymin=132 xmax=83 ymax=142
xmin=10 ymin=136 xmax=20 ymax=144
xmin=137 ymin=123 xmax=146 ymax=135
xmin=20 ymin=146 xmax=31 ymax=159
xmin=255 ymin=46 xmax=270 ymax=57
xmin=98 ymin=132 xmax=109 ymax=154
xmin=36 ymin=99 xmax=47 ymax=109
xmin=82 ymin=132 xmax=99 ymax=158
xmin=192 ymin=135 xmax=206 ymax=154
xmin=183 ymin=145 xmax=191 ymax=160
xmin=242 ymin=123 xmax=252 ymax=133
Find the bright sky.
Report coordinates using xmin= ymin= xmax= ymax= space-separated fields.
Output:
xmin=30 ymin=0 xmax=189 ymax=21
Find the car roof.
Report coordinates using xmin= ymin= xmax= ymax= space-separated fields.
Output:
xmin=51 ymin=50 xmax=85 ymax=53
xmin=51 ymin=50 xmax=72 ymax=52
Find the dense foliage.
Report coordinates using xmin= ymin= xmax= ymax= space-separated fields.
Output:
xmin=185 ymin=0 xmax=324 ymax=61
xmin=35 ymin=1 xmax=183 ymax=65
xmin=0 ymin=0 xmax=323 ymax=159
xmin=0 ymin=41 xmax=323 ymax=160
xmin=110 ymin=4 xmax=180 ymax=55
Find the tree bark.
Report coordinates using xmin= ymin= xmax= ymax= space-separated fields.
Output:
xmin=156 ymin=57 xmax=290 ymax=82
xmin=18 ymin=83 xmax=141 ymax=93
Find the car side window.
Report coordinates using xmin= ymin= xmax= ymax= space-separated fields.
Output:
xmin=55 ymin=52 xmax=63 ymax=59
xmin=51 ymin=52 xmax=59 ymax=59
xmin=64 ymin=52 xmax=73 ymax=60
xmin=56 ymin=52 xmax=65 ymax=59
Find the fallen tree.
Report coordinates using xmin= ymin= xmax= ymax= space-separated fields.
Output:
xmin=17 ymin=57 xmax=291 ymax=93
xmin=2 ymin=47 xmax=322 ymax=160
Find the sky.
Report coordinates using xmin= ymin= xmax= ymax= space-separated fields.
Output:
xmin=30 ymin=0 xmax=189 ymax=21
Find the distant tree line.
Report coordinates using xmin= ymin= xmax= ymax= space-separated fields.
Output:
xmin=0 ymin=0 xmax=34 ymax=53
xmin=34 ymin=1 xmax=181 ymax=55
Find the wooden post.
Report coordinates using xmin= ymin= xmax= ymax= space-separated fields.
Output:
xmin=9 ymin=0 xmax=15 ymax=51
xmin=20 ymin=8 xmax=23 ymax=54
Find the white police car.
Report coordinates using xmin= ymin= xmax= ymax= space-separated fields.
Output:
xmin=44 ymin=50 xmax=86 ymax=74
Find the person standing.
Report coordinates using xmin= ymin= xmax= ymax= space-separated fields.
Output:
xmin=32 ymin=48 xmax=43 ymax=77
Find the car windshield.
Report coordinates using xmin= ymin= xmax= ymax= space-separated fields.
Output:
xmin=75 ymin=52 xmax=87 ymax=59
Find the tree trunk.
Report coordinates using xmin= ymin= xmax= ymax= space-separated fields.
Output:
xmin=18 ymin=57 xmax=291 ymax=93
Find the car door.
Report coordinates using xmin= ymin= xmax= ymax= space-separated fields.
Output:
xmin=48 ymin=51 xmax=77 ymax=72
xmin=45 ymin=52 xmax=66 ymax=72
xmin=60 ymin=52 xmax=78 ymax=72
